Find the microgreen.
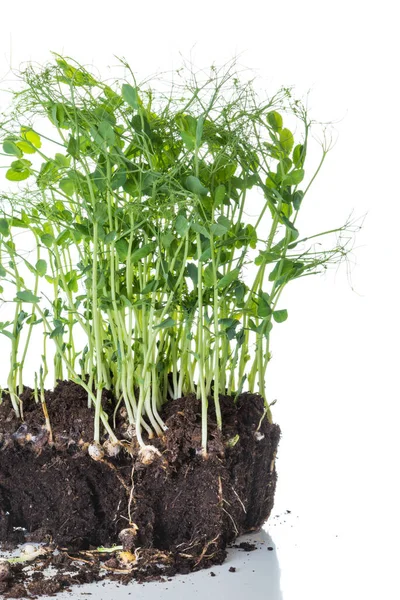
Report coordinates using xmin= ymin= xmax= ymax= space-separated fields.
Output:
xmin=0 ymin=56 xmax=356 ymax=456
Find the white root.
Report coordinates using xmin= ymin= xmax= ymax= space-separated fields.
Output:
xmin=138 ymin=445 xmax=161 ymax=465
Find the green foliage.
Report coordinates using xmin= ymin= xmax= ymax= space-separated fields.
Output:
xmin=15 ymin=290 xmax=40 ymax=303
xmin=0 ymin=55 xmax=353 ymax=452
xmin=6 ymin=159 xmax=32 ymax=181
xmin=122 ymin=84 xmax=140 ymax=109
xmin=273 ymin=309 xmax=288 ymax=323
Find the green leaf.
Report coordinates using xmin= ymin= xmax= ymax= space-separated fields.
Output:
xmin=219 ymin=318 xmax=237 ymax=328
xmin=269 ymin=259 xmax=295 ymax=282
xmin=254 ymin=251 xmax=279 ymax=267
xmin=93 ymin=203 xmax=108 ymax=224
xmin=248 ymin=318 xmax=259 ymax=333
xmin=262 ymin=319 xmax=273 ymax=337
xmin=279 ymin=128 xmax=294 ymax=154
xmin=21 ymin=127 xmax=41 ymax=148
xmin=119 ymin=294 xmax=132 ymax=307
xmin=36 ymin=159 xmax=59 ymax=189
xmin=214 ymin=157 xmax=237 ymax=183
xmin=115 ymin=238 xmax=129 ymax=261
xmin=3 ymin=139 xmax=23 ymax=157
xmin=203 ymin=264 xmax=214 ymax=287
xmin=263 ymin=142 xmax=282 ymax=159
xmin=50 ymin=324 xmax=65 ymax=339
xmin=277 ymin=157 xmax=293 ymax=177
xmin=141 ymin=281 xmax=157 ymax=295
xmin=35 ymin=259 xmax=47 ymax=277
xmin=185 ymin=175 xmax=209 ymax=196
xmin=234 ymin=282 xmax=246 ymax=304
xmin=94 ymin=105 xmax=117 ymax=126
xmin=90 ymin=167 xmax=107 ymax=192
xmin=153 ymin=317 xmax=176 ymax=330
xmin=67 ymin=273 xmax=78 ymax=293
xmin=104 ymin=230 xmax=117 ymax=244
xmin=122 ymin=84 xmax=140 ymax=109
xmin=161 ymin=231 xmax=175 ymax=248
xmin=196 ymin=115 xmax=204 ymax=147
xmin=40 ymin=233 xmax=54 ymax=248
xmin=199 ymin=247 xmax=211 ymax=262
xmin=59 ymin=178 xmax=75 ymax=196
xmin=186 ymin=262 xmax=198 ymax=285
xmin=267 ymin=111 xmax=283 ymax=131
xmin=180 ymin=131 xmax=195 ymax=151
xmin=111 ymin=168 xmax=127 ymax=190
xmin=214 ymin=184 xmax=226 ymax=206
xmin=280 ymin=216 xmax=299 ymax=240
xmin=0 ymin=330 xmax=14 ymax=341
xmin=176 ymin=113 xmax=197 ymax=137
xmin=217 ymin=267 xmax=240 ymax=289
xmin=11 ymin=158 xmax=32 ymax=169
xmin=24 ymin=260 xmax=38 ymax=276
xmin=15 ymin=290 xmax=40 ymax=303
xmin=265 ymin=173 xmax=278 ymax=190
xmin=48 ymin=102 xmax=66 ymax=128
xmin=281 ymin=215 xmax=299 ymax=242
xmin=273 ymin=309 xmax=288 ymax=323
xmin=131 ymin=114 xmax=152 ymax=138
xmin=217 ymin=215 xmax=231 ymax=229
xmin=285 ymin=169 xmax=304 ymax=186
xmin=175 ymin=214 xmax=189 ymax=237
xmin=16 ymin=141 xmax=36 ymax=154
xmin=0 ymin=264 xmax=6 ymax=277
xmin=56 ymin=230 xmax=70 ymax=246
xmin=95 ymin=120 xmax=116 ymax=146
xmin=293 ymin=144 xmax=305 ymax=167
xmin=6 ymin=168 xmax=30 ymax=181
xmin=54 ymin=153 xmax=71 ymax=168
xmin=131 ymin=242 xmax=155 ymax=263
xmin=0 ymin=218 xmax=10 ymax=237
xmin=26 ymin=315 xmax=43 ymax=325
xmin=167 ymin=273 xmax=178 ymax=290
xmin=210 ymin=222 xmax=228 ymax=236
xmin=67 ymin=136 xmax=79 ymax=158
xmin=56 ymin=57 xmax=96 ymax=87
xmin=293 ymin=190 xmax=304 ymax=210
xmin=191 ymin=222 xmax=210 ymax=239
xmin=257 ymin=292 xmax=272 ymax=318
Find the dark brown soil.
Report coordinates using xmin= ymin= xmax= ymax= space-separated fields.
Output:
xmin=233 ymin=541 xmax=258 ymax=551
xmin=0 ymin=381 xmax=280 ymax=597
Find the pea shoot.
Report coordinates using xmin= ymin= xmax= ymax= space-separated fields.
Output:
xmin=0 ymin=56 xmax=355 ymax=457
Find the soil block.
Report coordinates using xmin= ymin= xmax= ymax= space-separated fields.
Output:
xmin=0 ymin=381 xmax=280 ymax=575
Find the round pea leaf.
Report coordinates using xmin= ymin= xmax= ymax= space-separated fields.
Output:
xmin=15 ymin=290 xmax=40 ymax=303
xmin=122 ymin=84 xmax=139 ymax=109
xmin=35 ymin=259 xmax=47 ymax=277
xmin=279 ymin=129 xmax=294 ymax=154
xmin=0 ymin=219 xmax=10 ymax=237
xmin=16 ymin=141 xmax=36 ymax=154
xmin=273 ymin=309 xmax=288 ymax=323
xmin=286 ymin=169 xmax=304 ymax=186
xmin=185 ymin=175 xmax=208 ymax=196
xmin=21 ymin=127 xmax=42 ymax=148
xmin=6 ymin=168 xmax=30 ymax=181
xmin=3 ymin=139 xmax=23 ymax=157
xmin=267 ymin=111 xmax=283 ymax=131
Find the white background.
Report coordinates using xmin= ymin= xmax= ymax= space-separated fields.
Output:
xmin=1 ymin=1 xmax=399 ymax=598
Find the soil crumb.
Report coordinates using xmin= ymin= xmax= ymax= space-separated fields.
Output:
xmin=233 ymin=541 xmax=258 ymax=552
